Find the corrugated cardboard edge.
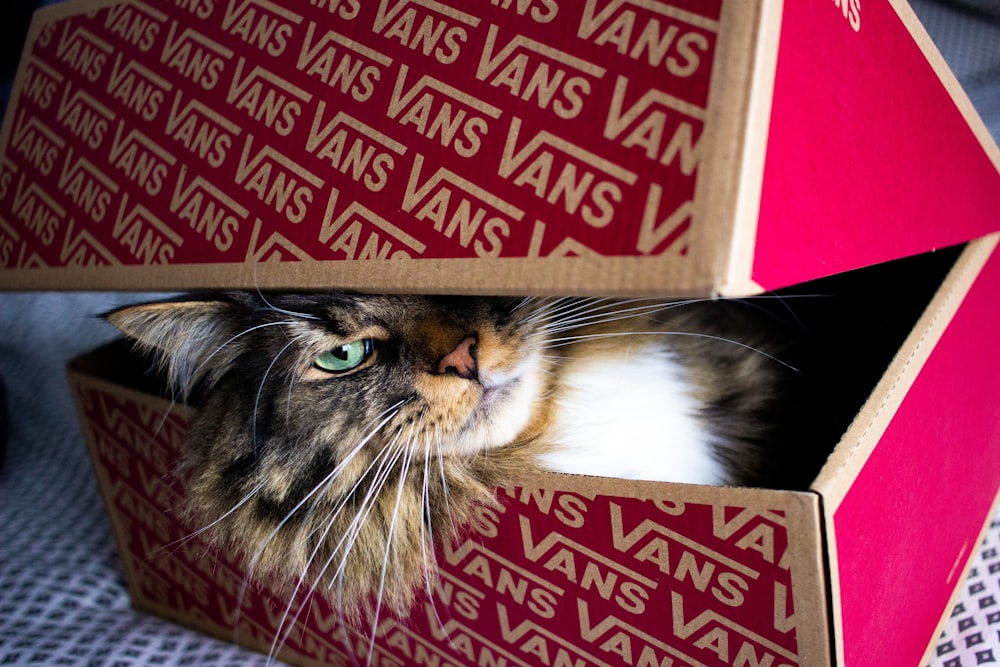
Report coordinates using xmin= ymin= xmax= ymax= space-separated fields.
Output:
xmin=0 ymin=0 xmax=122 ymax=138
xmin=811 ymin=234 xmax=998 ymax=509
xmin=714 ymin=0 xmax=782 ymax=297
xmin=809 ymin=233 xmax=1000 ymax=667
xmin=0 ymin=256 xmax=726 ymax=297
xmin=890 ymin=0 xmax=1000 ymax=176
xmin=63 ymin=360 xmax=281 ymax=660
xmin=918 ymin=488 xmax=1000 ymax=666
xmin=67 ymin=371 xmax=143 ymax=605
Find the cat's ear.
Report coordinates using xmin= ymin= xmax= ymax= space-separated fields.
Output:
xmin=105 ymin=297 xmax=248 ymax=397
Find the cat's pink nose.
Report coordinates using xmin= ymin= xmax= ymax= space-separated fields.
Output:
xmin=437 ymin=336 xmax=478 ymax=380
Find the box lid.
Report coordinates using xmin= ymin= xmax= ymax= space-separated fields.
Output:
xmin=0 ymin=0 xmax=996 ymax=295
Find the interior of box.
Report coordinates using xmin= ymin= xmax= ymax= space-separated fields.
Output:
xmin=770 ymin=241 xmax=965 ymax=488
xmin=73 ymin=243 xmax=966 ymax=494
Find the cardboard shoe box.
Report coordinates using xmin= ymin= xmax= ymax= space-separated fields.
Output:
xmin=66 ymin=235 xmax=1000 ymax=667
xmin=0 ymin=0 xmax=997 ymax=665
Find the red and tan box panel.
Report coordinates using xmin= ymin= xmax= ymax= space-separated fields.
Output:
xmin=1 ymin=0 xmax=997 ymax=294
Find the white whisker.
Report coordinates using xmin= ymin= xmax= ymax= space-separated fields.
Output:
xmin=264 ymin=401 xmax=413 ymax=664
xmin=365 ymin=417 xmax=422 ymax=666
xmin=328 ymin=434 xmax=406 ymax=589
xmin=178 ymin=320 xmax=298 ymax=398
xmin=236 ymin=398 xmax=411 ymax=648
xmin=285 ymin=346 xmax=315 ymax=431
xmin=251 ymin=336 xmax=303 ymax=460
xmin=520 ymin=297 xmax=608 ymax=326
xmin=252 ymin=282 xmax=323 ymax=321
xmin=159 ymin=480 xmax=268 ymax=560
xmin=433 ymin=423 xmax=457 ymax=539
xmin=542 ymin=330 xmax=797 ymax=370
xmin=537 ymin=299 xmax=699 ymax=333
xmin=418 ymin=429 xmax=443 ymax=604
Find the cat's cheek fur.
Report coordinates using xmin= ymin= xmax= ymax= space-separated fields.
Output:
xmin=538 ymin=345 xmax=726 ymax=485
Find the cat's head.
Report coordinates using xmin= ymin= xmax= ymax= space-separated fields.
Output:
xmin=106 ymin=292 xmax=550 ymax=612
xmin=108 ymin=292 xmax=550 ymax=455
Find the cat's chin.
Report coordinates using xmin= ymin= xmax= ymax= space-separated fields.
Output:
xmin=445 ymin=368 xmax=543 ymax=456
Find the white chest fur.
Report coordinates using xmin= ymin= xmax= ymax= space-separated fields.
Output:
xmin=537 ymin=344 xmax=724 ymax=485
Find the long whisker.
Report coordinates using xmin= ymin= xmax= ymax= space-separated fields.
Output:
xmin=177 ymin=320 xmax=299 ymax=399
xmin=285 ymin=346 xmax=315 ymax=432
xmin=542 ymin=331 xmax=798 ymax=370
xmin=141 ymin=320 xmax=301 ymax=466
xmin=270 ymin=398 xmax=413 ymax=569
xmin=268 ymin=440 xmax=398 ymax=665
xmin=417 ymin=431 xmax=464 ymax=657
xmin=527 ymin=294 xmax=821 ymax=337
xmin=433 ymin=422 xmax=457 ymax=539
xmin=327 ymin=432 xmax=407 ymax=592
xmin=537 ymin=299 xmax=703 ymax=334
xmin=520 ymin=297 xmax=610 ymax=326
xmin=156 ymin=479 xmax=268 ymax=562
xmin=263 ymin=399 xmax=415 ymax=664
xmin=251 ymin=336 xmax=302 ymax=460
xmin=236 ymin=399 xmax=411 ymax=645
xmin=274 ymin=415 xmax=409 ymax=667
xmin=291 ymin=430 xmax=408 ymax=666
xmin=326 ymin=438 xmax=406 ymax=666
xmin=419 ymin=429 xmax=443 ymax=606
xmin=365 ymin=416 xmax=422 ymax=666
xmin=511 ymin=296 xmax=539 ymax=312
xmin=250 ymin=265 xmax=322 ymax=321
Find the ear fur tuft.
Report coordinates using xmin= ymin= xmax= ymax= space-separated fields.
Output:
xmin=104 ymin=298 xmax=246 ymax=398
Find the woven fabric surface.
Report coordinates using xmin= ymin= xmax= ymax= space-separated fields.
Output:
xmin=0 ymin=293 xmax=272 ymax=666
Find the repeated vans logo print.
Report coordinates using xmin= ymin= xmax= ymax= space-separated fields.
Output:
xmin=0 ymin=0 xmax=717 ymax=267
xmin=170 ymin=165 xmax=247 ymax=253
xmin=498 ymin=116 xmax=636 ymax=230
xmin=401 ymin=154 xmax=521 ymax=258
xmin=165 ymin=91 xmax=240 ymax=168
xmin=226 ymin=56 xmax=312 ymax=137
xmin=476 ymin=23 xmax=607 ymax=120
xmin=10 ymin=109 xmax=66 ymax=180
xmin=160 ymin=20 xmax=233 ymax=91
xmin=307 ymin=103 xmax=406 ymax=194
xmin=221 ymin=0 xmax=303 ymax=57
xmin=56 ymin=82 xmax=115 ymax=153
xmin=77 ymin=376 xmax=803 ymax=667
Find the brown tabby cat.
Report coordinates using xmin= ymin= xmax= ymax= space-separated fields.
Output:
xmin=106 ymin=292 xmax=793 ymax=616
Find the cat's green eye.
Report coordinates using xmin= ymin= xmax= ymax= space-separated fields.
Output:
xmin=314 ymin=339 xmax=375 ymax=374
